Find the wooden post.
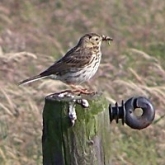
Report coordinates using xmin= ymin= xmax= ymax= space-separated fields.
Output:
xmin=42 ymin=92 xmax=111 ymax=165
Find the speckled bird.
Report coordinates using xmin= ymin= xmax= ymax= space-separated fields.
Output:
xmin=19 ymin=33 xmax=113 ymax=93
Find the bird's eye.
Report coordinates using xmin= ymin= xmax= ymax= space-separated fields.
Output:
xmin=88 ymin=35 xmax=92 ymax=39
xmin=95 ymin=38 xmax=99 ymax=41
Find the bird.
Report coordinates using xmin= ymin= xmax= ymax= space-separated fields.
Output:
xmin=19 ymin=33 xmax=113 ymax=94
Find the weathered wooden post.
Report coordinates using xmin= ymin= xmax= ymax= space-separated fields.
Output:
xmin=42 ymin=92 xmax=111 ymax=165
xmin=42 ymin=91 xmax=155 ymax=165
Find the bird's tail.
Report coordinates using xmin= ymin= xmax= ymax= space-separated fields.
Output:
xmin=19 ymin=75 xmax=46 ymax=85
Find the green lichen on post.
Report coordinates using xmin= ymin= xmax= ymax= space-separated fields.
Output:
xmin=42 ymin=92 xmax=111 ymax=165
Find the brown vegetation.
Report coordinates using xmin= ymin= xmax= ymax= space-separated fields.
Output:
xmin=0 ymin=0 xmax=165 ymax=164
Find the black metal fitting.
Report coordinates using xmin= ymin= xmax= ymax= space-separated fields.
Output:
xmin=109 ymin=96 xmax=155 ymax=129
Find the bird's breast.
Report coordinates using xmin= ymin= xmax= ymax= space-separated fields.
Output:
xmin=50 ymin=52 xmax=102 ymax=85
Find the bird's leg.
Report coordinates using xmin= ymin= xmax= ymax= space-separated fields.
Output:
xmin=54 ymin=85 xmax=85 ymax=95
xmin=70 ymin=85 xmax=95 ymax=95
xmin=70 ymin=84 xmax=87 ymax=91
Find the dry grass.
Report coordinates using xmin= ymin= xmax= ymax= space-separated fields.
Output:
xmin=0 ymin=0 xmax=165 ymax=164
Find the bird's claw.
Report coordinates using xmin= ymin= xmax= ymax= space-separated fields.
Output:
xmin=70 ymin=88 xmax=97 ymax=96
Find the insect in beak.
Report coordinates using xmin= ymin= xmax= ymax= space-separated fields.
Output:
xmin=102 ymin=35 xmax=113 ymax=45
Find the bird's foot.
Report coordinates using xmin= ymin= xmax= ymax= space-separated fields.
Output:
xmin=72 ymin=88 xmax=96 ymax=95
xmin=56 ymin=88 xmax=96 ymax=97
xmin=69 ymin=85 xmax=96 ymax=95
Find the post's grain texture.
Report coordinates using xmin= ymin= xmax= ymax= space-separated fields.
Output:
xmin=42 ymin=93 xmax=111 ymax=165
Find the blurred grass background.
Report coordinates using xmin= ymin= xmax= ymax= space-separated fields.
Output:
xmin=0 ymin=0 xmax=165 ymax=164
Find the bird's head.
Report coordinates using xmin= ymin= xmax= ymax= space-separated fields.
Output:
xmin=78 ymin=33 xmax=113 ymax=48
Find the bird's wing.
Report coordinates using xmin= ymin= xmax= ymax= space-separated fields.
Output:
xmin=40 ymin=46 xmax=93 ymax=77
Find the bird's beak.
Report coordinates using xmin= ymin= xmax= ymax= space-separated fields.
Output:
xmin=102 ymin=35 xmax=113 ymax=41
